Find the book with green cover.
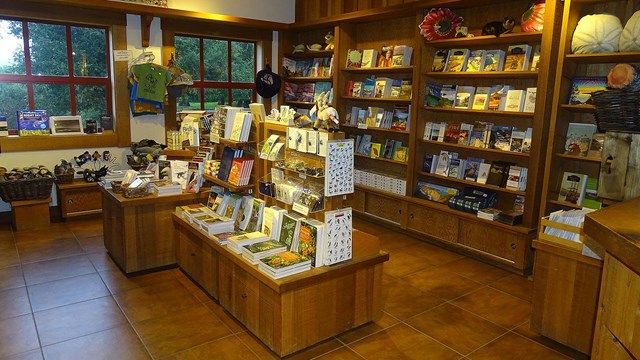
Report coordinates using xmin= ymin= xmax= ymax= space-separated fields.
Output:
xmin=582 ymin=177 xmax=602 ymax=209
xmin=243 ymin=240 xmax=287 ymax=255
xmin=298 ymin=218 xmax=325 ymax=267
xmin=278 ymin=212 xmax=304 ymax=251
xmin=260 ymin=251 xmax=310 ymax=270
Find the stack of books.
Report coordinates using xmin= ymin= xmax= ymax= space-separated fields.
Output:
xmin=149 ymin=180 xmax=183 ymax=196
xmin=477 ymin=208 xmax=501 ymax=221
xmin=227 ymin=231 xmax=270 ymax=254
xmin=496 ymin=210 xmax=524 ymax=226
xmin=258 ymin=251 xmax=312 ymax=279
xmin=242 ymin=240 xmax=288 ymax=265
xmin=199 ymin=214 xmax=235 ymax=237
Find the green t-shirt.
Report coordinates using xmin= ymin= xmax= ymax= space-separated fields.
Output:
xmin=132 ymin=63 xmax=172 ymax=103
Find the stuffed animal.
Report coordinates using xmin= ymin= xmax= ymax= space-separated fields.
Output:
xmin=325 ymin=32 xmax=335 ymax=50
xmin=311 ymin=91 xmax=339 ymax=132
xmin=454 ymin=25 xmax=473 ymax=38
xmin=307 ymin=43 xmax=323 ymax=51
xmin=293 ymin=44 xmax=306 ymax=53
xmin=482 ymin=17 xmax=516 ymax=36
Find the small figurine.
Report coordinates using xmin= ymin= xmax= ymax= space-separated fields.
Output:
xmin=454 ymin=25 xmax=473 ymax=38
xmin=482 ymin=17 xmax=516 ymax=36
xmin=324 ymin=32 xmax=335 ymax=50
xmin=311 ymin=91 xmax=339 ymax=132
xmin=307 ymin=43 xmax=323 ymax=51
xmin=293 ymin=44 xmax=306 ymax=53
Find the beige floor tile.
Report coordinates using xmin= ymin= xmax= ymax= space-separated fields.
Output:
xmin=513 ymin=321 xmax=590 ymax=360
xmin=403 ymin=266 xmax=482 ymax=301
xmin=22 ymin=254 xmax=95 ymax=286
xmin=27 ymin=273 xmax=110 ymax=312
xmin=336 ymin=311 xmax=400 ymax=345
xmin=437 ymin=257 xmax=511 ymax=284
xmin=0 ymin=314 xmax=40 ymax=358
xmin=164 ymin=335 xmax=259 ymax=360
xmin=451 ymin=287 xmax=532 ymax=329
xmin=468 ymin=332 xmax=571 ymax=360
xmin=42 ymin=324 xmax=151 ymax=360
xmin=235 ymin=331 xmax=279 ymax=360
xmin=114 ymin=279 xmax=201 ymax=323
xmin=86 ymin=251 xmax=120 ymax=272
xmin=350 ymin=323 xmax=461 ymax=360
xmin=203 ymin=301 xmax=246 ymax=334
xmin=0 ymin=286 xmax=31 ymax=320
xmin=99 ymin=266 xmax=177 ymax=295
xmin=16 ymin=237 xmax=83 ymax=264
xmin=315 ymin=346 xmax=365 ymax=360
xmin=0 ymin=265 xmax=24 ymax=291
xmin=133 ymin=304 xmax=233 ymax=359
xmin=382 ymin=276 xmax=443 ymax=320
xmin=76 ymin=235 xmax=106 ymax=254
xmin=400 ymin=241 xmax=466 ymax=266
xmin=286 ymin=338 xmax=345 ymax=360
xmin=488 ymin=274 xmax=533 ymax=302
xmin=383 ymin=250 xmax=433 ymax=278
xmin=406 ymin=303 xmax=507 ymax=356
xmin=66 ymin=218 xmax=103 ymax=239
xmin=34 ymin=296 xmax=127 ymax=346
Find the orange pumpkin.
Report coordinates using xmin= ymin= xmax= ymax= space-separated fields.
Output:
xmin=521 ymin=2 xmax=545 ymax=32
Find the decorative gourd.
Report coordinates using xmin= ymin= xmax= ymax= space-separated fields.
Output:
xmin=620 ymin=10 xmax=640 ymax=52
xmin=521 ymin=1 xmax=545 ymax=32
xmin=571 ymin=14 xmax=623 ymax=54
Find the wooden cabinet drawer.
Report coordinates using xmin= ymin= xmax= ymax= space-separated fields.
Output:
xmin=60 ymin=187 xmax=102 ymax=217
xmin=406 ymin=205 xmax=458 ymax=243
xmin=364 ymin=193 xmax=404 ymax=224
xmin=458 ymin=221 xmax=520 ymax=262
xmin=345 ymin=189 xmax=365 ymax=212
xmin=177 ymin=235 xmax=204 ymax=285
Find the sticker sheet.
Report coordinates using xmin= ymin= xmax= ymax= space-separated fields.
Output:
xmin=324 ymin=139 xmax=354 ymax=197
xmin=323 ymin=207 xmax=353 ymax=265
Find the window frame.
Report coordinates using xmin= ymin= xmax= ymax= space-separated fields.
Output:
xmin=0 ymin=2 xmax=130 ymax=152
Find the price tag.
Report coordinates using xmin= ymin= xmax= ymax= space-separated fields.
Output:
xmin=113 ymin=50 xmax=132 ymax=62
xmin=292 ymin=202 xmax=310 ymax=216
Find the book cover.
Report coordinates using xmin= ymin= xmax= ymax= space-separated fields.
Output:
xmin=346 ymin=49 xmax=363 ymax=68
xmin=309 ymin=57 xmax=324 ymax=77
xmin=582 ymin=177 xmax=602 ymax=209
xmin=370 ymin=143 xmax=382 ymax=158
xmin=399 ymin=80 xmax=412 ymax=100
xmin=374 ymin=77 xmax=393 ymax=98
xmin=432 ymin=49 xmax=449 ymax=72
xmin=390 ymin=105 xmax=410 ymax=131
xmin=464 ymin=157 xmax=484 ymax=181
xmin=568 ymin=76 xmax=607 ymax=105
xmin=378 ymin=45 xmax=394 ymax=67
xmin=458 ymin=123 xmax=473 ymax=146
xmin=587 ymin=132 xmax=605 ymax=158
xmin=298 ymin=218 xmax=325 ymax=267
xmin=278 ymin=212 xmax=304 ymax=251
xmin=483 ymin=50 xmax=505 ymax=71
xmin=297 ymin=83 xmax=315 ymax=103
xmin=486 ymin=161 xmax=511 ymax=187
xmin=313 ymin=81 xmax=332 ymax=102
xmin=393 ymin=146 xmax=408 ymax=162
xmin=504 ymin=90 xmax=525 ymax=112
xmin=283 ymin=82 xmax=298 ymax=101
xmin=523 ymin=87 xmax=537 ymax=113
xmin=361 ymin=49 xmax=378 ymax=68
xmin=476 ymin=163 xmax=492 ymax=184
xmin=465 ymin=49 xmax=485 ymax=72
xmin=440 ymin=85 xmax=457 ymax=108
xmin=434 ymin=151 xmax=451 ymax=176
xmin=504 ymin=44 xmax=532 ymax=71
xmin=510 ymin=129 xmax=526 ymax=152
xmin=185 ymin=161 xmax=203 ymax=193
xmin=522 ymin=128 xmax=533 ymax=153
xmin=472 ymin=87 xmax=491 ymax=110
xmin=448 ymin=158 xmax=462 ymax=178
xmin=17 ymin=110 xmax=50 ymax=136
xmin=390 ymin=79 xmax=402 ymax=98
xmin=530 ymin=44 xmax=541 ymax=71
xmin=424 ymin=83 xmax=443 ymax=107
xmin=294 ymin=59 xmax=313 ymax=77
xmin=246 ymin=198 xmax=265 ymax=232
xmin=454 ymin=86 xmax=475 ymax=109
xmin=259 ymin=251 xmax=310 ymax=274
xmin=443 ymin=122 xmax=461 ymax=143
xmin=469 ymin=123 xmax=486 ymax=147
xmin=422 ymin=153 xmax=436 ymax=173
xmin=564 ymin=122 xmax=597 ymax=156
xmin=558 ymin=172 xmax=588 ymax=205
xmin=446 ymin=49 xmax=469 ymax=72
xmin=488 ymin=85 xmax=512 ymax=111
xmin=323 ymin=208 xmax=353 ymax=265
xmin=414 ymin=181 xmax=458 ymax=203
xmin=282 ymin=57 xmax=297 ymax=77
xmin=506 ymin=166 xmax=522 ymax=190
xmin=261 ymin=206 xmax=287 ymax=240
xmin=362 ymin=77 xmax=376 ymax=98
xmin=493 ymin=126 xmax=513 ymax=151
xmin=170 ymin=160 xmax=190 ymax=189
xmin=391 ymin=45 xmax=413 ymax=66
xmin=352 ymin=81 xmax=363 ymax=97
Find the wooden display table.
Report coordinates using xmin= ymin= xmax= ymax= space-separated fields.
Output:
xmin=99 ymin=186 xmax=209 ymax=274
xmin=56 ymin=179 xmax=102 ymax=218
xmin=11 ymin=197 xmax=51 ymax=231
xmin=172 ymin=214 xmax=389 ymax=357
xmin=584 ymin=199 xmax=640 ymax=359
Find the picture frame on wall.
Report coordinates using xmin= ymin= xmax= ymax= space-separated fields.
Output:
xmin=50 ymin=116 xmax=84 ymax=135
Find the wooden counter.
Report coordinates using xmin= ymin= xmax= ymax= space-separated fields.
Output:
xmin=584 ymin=198 xmax=640 ymax=359
xmin=172 ymin=214 xmax=389 ymax=357
xmin=99 ymin=186 xmax=209 ymax=274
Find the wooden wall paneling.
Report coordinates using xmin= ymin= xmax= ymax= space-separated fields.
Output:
xmin=364 ymin=193 xmax=405 ymax=224
xmin=343 ymin=0 xmax=359 ymax=14
xmin=458 ymin=221 xmax=521 ymax=265
xmin=358 ymin=0 xmax=374 ymax=11
xmin=407 ymin=205 xmax=458 ymax=243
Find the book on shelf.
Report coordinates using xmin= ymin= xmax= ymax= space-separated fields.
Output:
xmin=471 ymin=87 xmax=491 ymax=110
xmin=298 ymin=218 xmax=325 ymax=268
xmin=434 ymin=150 xmax=452 ymax=176
xmin=514 ymin=195 xmax=525 ymax=212
xmin=279 ymin=212 xmax=305 ymax=251
xmin=362 ymin=77 xmax=376 ymax=98
xmin=568 ymin=76 xmax=607 ymax=105
xmin=361 ymin=49 xmax=378 ymax=68
xmin=390 ymin=79 xmax=402 ymax=98
xmin=227 ymin=231 xmax=270 ymax=254
xmin=170 ymin=160 xmax=190 ymax=189
xmin=448 ymin=158 xmax=465 ymax=179
xmin=468 ymin=123 xmax=486 ymax=147
xmin=282 ymin=57 xmax=297 ymax=77
xmin=399 ymin=80 xmax=412 ymax=100
xmin=522 ymin=128 xmax=533 ymax=153
xmin=391 ymin=45 xmax=413 ymax=66
xmin=352 ymin=81 xmax=363 ymax=97
xmin=564 ymin=122 xmax=597 ymax=156
xmin=313 ymin=82 xmax=332 ymax=102
xmin=476 ymin=163 xmax=492 ymax=184
xmin=258 ymin=251 xmax=311 ymax=279
xmin=486 ymin=161 xmax=511 ymax=187
xmin=242 ymin=240 xmax=288 ymax=265
xmin=261 ymin=206 xmax=287 ymax=240
xmin=509 ymin=129 xmax=526 ymax=152
xmin=390 ymin=105 xmax=410 ymax=131
xmin=424 ymin=83 xmax=443 ymax=107
xmin=483 ymin=50 xmax=505 ymax=71
xmin=432 ymin=49 xmax=449 ymax=72
xmin=504 ymin=90 xmax=525 ymax=112
xmin=454 ymin=86 xmax=475 ymax=109
xmin=422 ymin=153 xmax=437 ymax=173
xmin=374 ymin=77 xmax=393 ymax=98
xmin=344 ymin=80 xmax=354 ymax=97
xmin=246 ymin=198 xmax=266 ymax=232
xmin=523 ymin=87 xmax=537 ymax=113
xmin=530 ymin=44 xmax=541 ymax=71
xmin=459 ymin=123 xmax=473 ymax=146
xmin=587 ymin=133 xmax=605 ymax=158
xmin=414 ymin=181 xmax=458 ymax=203
xmin=446 ymin=49 xmax=469 ymax=72
xmin=493 ymin=126 xmax=513 ymax=151
xmin=443 ymin=122 xmax=461 ymax=143
xmin=477 ymin=208 xmax=501 ymax=221
xmin=309 ymin=57 xmax=325 ymax=77
xmin=296 ymin=83 xmax=315 ymax=103
xmin=346 ymin=49 xmax=362 ymax=68
xmin=464 ymin=157 xmax=484 ymax=181
xmin=558 ymin=171 xmax=588 ymax=205
xmin=377 ymin=45 xmax=394 ymax=67
xmin=582 ymin=177 xmax=602 ymax=209
xmin=382 ymin=139 xmax=396 ymax=159
xmin=465 ymin=50 xmax=485 ymax=72
xmin=440 ymin=85 xmax=457 ymax=108
xmin=496 ymin=210 xmax=523 ymax=226
xmin=504 ymin=44 xmax=532 ymax=71
xmin=234 ymin=196 xmax=254 ymax=230
xmin=488 ymin=85 xmax=513 ymax=111
xmin=370 ymin=143 xmax=382 ymax=158
xmin=294 ymin=59 xmax=313 ymax=77
xmin=283 ymin=82 xmax=298 ymax=101
xmin=392 ymin=146 xmax=409 ymax=162
xmin=185 ymin=160 xmax=204 ymax=193
xmin=505 ymin=166 xmax=523 ymax=190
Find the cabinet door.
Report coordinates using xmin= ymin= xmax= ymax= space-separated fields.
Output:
xmin=458 ymin=221 xmax=520 ymax=263
xmin=61 ymin=187 xmax=102 ymax=217
xmin=407 ymin=205 xmax=458 ymax=243
xmin=176 ymin=234 xmax=203 ymax=285
xmin=364 ymin=193 xmax=404 ymax=225
xmin=200 ymin=246 xmax=218 ymax=299
xmin=346 ymin=189 xmax=365 ymax=212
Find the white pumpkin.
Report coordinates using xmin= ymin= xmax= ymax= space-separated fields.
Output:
xmin=571 ymin=14 xmax=623 ymax=54
xmin=620 ymin=10 xmax=640 ymax=51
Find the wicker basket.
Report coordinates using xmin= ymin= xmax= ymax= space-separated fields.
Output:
xmin=591 ymin=89 xmax=640 ymax=131
xmin=123 ymin=185 xmax=149 ymax=199
xmin=0 ymin=177 xmax=54 ymax=202
xmin=54 ymin=173 xmax=75 ymax=184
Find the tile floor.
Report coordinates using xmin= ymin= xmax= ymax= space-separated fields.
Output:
xmin=0 ymin=216 xmax=589 ymax=360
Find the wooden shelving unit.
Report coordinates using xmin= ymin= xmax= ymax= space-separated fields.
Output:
xmin=423 ymin=106 xmax=535 ymax=118
xmin=418 ymin=139 xmax=531 ymax=158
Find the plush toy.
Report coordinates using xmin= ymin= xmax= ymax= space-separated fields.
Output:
xmin=571 ymin=14 xmax=622 ymax=53
xmin=293 ymin=44 xmax=306 ymax=53
xmin=311 ymin=91 xmax=339 ymax=132
xmin=454 ymin=25 xmax=473 ymax=38
xmin=481 ymin=17 xmax=516 ymax=36
xmin=307 ymin=43 xmax=323 ymax=51
xmin=325 ymin=32 xmax=335 ymax=50
xmin=620 ymin=10 xmax=640 ymax=51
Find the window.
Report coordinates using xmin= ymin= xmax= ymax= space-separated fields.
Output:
xmin=174 ymin=35 xmax=256 ymax=112
xmin=0 ymin=18 xmax=112 ymax=132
